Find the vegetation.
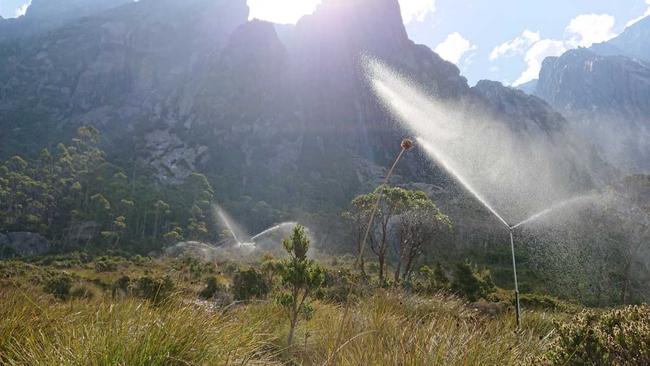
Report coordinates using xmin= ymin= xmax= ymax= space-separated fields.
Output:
xmin=1 ymin=131 xmax=649 ymax=365
xmin=345 ymin=186 xmax=450 ymax=283
xmin=277 ymin=225 xmax=325 ymax=346
xmin=0 ymin=127 xmax=220 ymax=255
xmin=539 ymin=305 xmax=650 ymax=365
xmin=1 ymin=247 xmax=648 ymax=365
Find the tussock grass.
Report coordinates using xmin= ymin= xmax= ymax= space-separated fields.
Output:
xmin=291 ymin=290 xmax=558 ymax=365
xmin=0 ymin=289 xmax=283 ymax=365
xmin=1 ymin=287 xmax=562 ymax=365
xmin=1 ymin=255 xmax=572 ymax=366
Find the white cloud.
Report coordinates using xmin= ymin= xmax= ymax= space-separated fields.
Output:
xmin=398 ymin=0 xmax=436 ymax=23
xmin=626 ymin=0 xmax=650 ymax=28
xmin=514 ymin=39 xmax=567 ymax=86
xmin=566 ymin=13 xmax=616 ymax=47
xmin=434 ymin=32 xmax=477 ymax=65
xmin=500 ymin=13 xmax=618 ymax=86
xmin=14 ymin=0 xmax=31 ymax=17
xmin=490 ymin=30 xmax=540 ymax=61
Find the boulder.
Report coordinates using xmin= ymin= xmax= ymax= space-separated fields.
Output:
xmin=6 ymin=232 xmax=51 ymax=257
xmin=67 ymin=221 xmax=100 ymax=242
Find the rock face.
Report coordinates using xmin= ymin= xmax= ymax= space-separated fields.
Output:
xmin=0 ymin=0 xmax=131 ymax=43
xmin=0 ymin=0 xmax=591 ymax=233
xmin=534 ymin=49 xmax=650 ymax=171
xmin=1 ymin=232 xmax=51 ymax=257
xmin=591 ymin=16 xmax=650 ymax=62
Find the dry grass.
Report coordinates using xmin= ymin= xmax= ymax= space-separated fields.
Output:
xmin=0 ymin=255 xmax=573 ymax=366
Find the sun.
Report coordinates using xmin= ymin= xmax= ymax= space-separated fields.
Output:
xmin=247 ymin=0 xmax=322 ymax=25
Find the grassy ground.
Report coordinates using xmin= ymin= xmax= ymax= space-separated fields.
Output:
xmin=0 ymin=255 xmax=573 ymax=365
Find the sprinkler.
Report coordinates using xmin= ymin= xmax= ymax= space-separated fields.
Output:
xmin=329 ymin=138 xmax=414 ymax=365
xmin=509 ymin=227 xmax=521 ymax=330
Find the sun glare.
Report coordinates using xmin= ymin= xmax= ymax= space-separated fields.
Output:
xmin=247 ymin=0 xmax=322 ymax=24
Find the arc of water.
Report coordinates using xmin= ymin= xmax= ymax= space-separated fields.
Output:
xmin=510 ymin=194 xmax=594 ymax=230
xmin=250 ymin=222 xmax=298 ymax=242
xmin=214 ymin=205 xmax=243 ymax=244
xmin=417 ymin=138 xmax=511 ymax=229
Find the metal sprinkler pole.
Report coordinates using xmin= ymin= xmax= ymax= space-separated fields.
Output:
xmin=329 ymin=138 xmax=414 ymax=366
xmin=509 ymin=228 xmax=521 ymax=330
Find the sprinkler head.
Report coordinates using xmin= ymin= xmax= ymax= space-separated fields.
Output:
xmin=401 ymin=138 xmax=414 ymax=151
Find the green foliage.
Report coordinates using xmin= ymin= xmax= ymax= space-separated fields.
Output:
xmin=131 ymin=276 xmax=175 ymax=304
xmin=232 ymin=268 xmax=271 ymax=301
xmin=347 ymin=186 xmax=450 ymax=283
xmin=277 ymin=225 xmax=325 ymax=346
xmin=315 ymin=268 xmax=357 ymax=304
xmin=540 ymin=305 xmax=650 ymax=365
xmin=43 ymin=274 xmax=73 ymax=300
xmin=199 ymin=276 xmax=226 ymax=300
xmin=414 ymin=263 xmax=450 ymax=294
xmin=451 ymin=262 xmax=495 ymax=302
xmin=0 ymin=127 xmax=219 ymax=254
xmin=94 ymin=257 xmax=118 ymax=272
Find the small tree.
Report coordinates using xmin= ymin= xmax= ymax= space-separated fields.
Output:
xmin=393 ymin=192 xmax=450 ymax=283
xmin=277 ymin=225 xmax=325 ymax=347
xmin=232 ymin=268 xmax=271 ymax=301
xmin=451 ymin=262 xmax=495 ymax=302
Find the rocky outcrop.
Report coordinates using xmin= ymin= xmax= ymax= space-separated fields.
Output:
xmin=591 ymin=16 xmax=650 ymax=62
xmin=0 ymin=0 xmax=589 ymax=235
xmin=0 ymin=0 xmax=131 ymax=43
xmin=1 ymin=232 xmax=51 ymax=257
xmin=534 ymin=49 xmax=650 ymax=171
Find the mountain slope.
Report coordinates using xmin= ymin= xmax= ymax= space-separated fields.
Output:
xmin=0 ymin=0 xmax=592 ymax=235
xmin=534 ymin=49 xmax=650 ymax=171
xmin=591 ymin=16 xmax=650 ymax=62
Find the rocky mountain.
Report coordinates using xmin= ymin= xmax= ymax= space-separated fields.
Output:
xmin=0 ymin=0 xmax=132 ymax=42
xmin=533 ymin=48 xmax=650 ymax=171
xmin=0 ymin=0 xmax=590 ymax=236
xmin=591 ymin=16 xmax=650 ymax=62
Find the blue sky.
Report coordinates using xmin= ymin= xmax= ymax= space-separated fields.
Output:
xmin=404 ymin=0 xmax=650 ymax=85
xmin=0 ymin=0 xmax=31 ymax=18
xmin=3 ymin=0 xmax=650 ymax=85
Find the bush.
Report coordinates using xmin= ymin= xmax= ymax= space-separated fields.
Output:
xmin=232 ymin=268 xmax=270 ymax=301
xmin=94 ymin=258 xmax=118 ymax=272
xmin=112 ymin=276 xmax=130 ymax=298
xmin=540 ymin=305 xmax=650 ymax=365
xmin=315 ymin=269 xmax=357 ymax=303
xmin=199 ymin=276 xmax=226 ymax=300
xmin=414 ymin=263 xmax=449 ymax=294
xmin=131 ymin=276 xmax=175 ymax=304
xmin=450 ymin=262 xmax=495 ymax=302
xmin=43 ymin=274 xmax=73 ymax=300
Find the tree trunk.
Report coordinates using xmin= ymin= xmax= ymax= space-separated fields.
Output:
xmin=378 ymin=255 xmax=384 ymax=282
xmin=394 ymin=260 xmax=402 ymax=284
xmin=287 ymin=313 xmax=298 ymax=347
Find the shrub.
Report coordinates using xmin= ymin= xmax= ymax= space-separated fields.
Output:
xmin=450 ymin=262 xmax=495 ymax=302
xmin=199 ymin=276 xmax=226 ymax=300
xmin=131 ymin=276 xmax=175 ymax=304
xmin=540 ymin=305 xmax=650 ymax=365
xmin=414 ymin=263 xmax=449 ymax=294
xmin=43 ymin=274 xmax=73 ymax=300
xmin=315 ymin=269 xmax=355 ymax=303
xmin=111 ymin=276 xmax=130 ymax=298
xmin=94 ymin=258 xmax=118 ymax=272
xmin=232 ymin=268 xmax=270 ymax=301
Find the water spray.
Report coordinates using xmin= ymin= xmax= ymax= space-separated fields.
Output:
xmin=329 ymin=138 xmax=414 ymax=365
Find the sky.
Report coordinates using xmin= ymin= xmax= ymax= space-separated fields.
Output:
xmin=2 ymin=0 xmax=649 ymax=85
